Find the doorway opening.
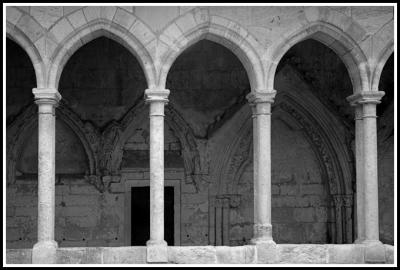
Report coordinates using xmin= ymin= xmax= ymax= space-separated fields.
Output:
xmin=130 ymin=186 xmax=175 ymax=246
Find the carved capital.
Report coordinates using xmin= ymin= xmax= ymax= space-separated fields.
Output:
xmin=333 ymin=195 xmax=344 ymax=208
xmin=246 ymin=90 xmax=277 ymax=105
xmin=33 ymin=88 xmax=62 ymax=106
xmin=145 ymin=88 xmax=170 ymax=103
xmin=247 ymin=90 xmax=276 ymax=116
xmin=346 ymin=91 xmax=385 ymax=106
xmin=333 ymin=194 xmax=354 ymax=208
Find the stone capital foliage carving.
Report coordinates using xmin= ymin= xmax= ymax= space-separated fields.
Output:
xmin=346 ymin=91 xmax=385 ymax=106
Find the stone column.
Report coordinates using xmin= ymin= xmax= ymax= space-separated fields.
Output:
xmin=145 ymin=88 xmax=170 ymax=263
xmin=353 ymin=105 xmax=365 ymax=243
xmin=333 ymin=195 xmax=344 ymax=244
xmin=246 ymin=90 xmax=277 ymax=244
xmin=347 ymin=91 xmax=385 ymax=245
xmin=31 ymin=88 xmax=61 ymax=264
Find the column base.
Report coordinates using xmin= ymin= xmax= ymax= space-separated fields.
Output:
xmin=250 ymin=224 xmax=273 ymax=244
xmin=252 ymin=240 xmax=277 ymax=264
xmin=353 ymin=238 xmax=365 ymax=244
xmin=361 ymin=241 xmax=385 ymax=263
xmin=146 ymin=240 xmax=168 ymax=263
xmin=32 ymin=240 xmax=58 ymax=264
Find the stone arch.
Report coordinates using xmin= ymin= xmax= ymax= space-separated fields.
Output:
xmin=6 ymin=24 xmax=45 ymax=88
xmin=371 ymin=42 xmax=394 ymax=92
xmin=47 ymin=11 xmax=157 ymax=89
xmin=158 ymin=8 xmax=265 ymax=90
xmin=267 ymin=21 xmax=369 ymax=93
xmin=6 ymin=103 xmax=97 ymax=184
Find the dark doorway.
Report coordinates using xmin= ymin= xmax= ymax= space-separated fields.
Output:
xmin=131 ymin=186 xmax=174 ymax=246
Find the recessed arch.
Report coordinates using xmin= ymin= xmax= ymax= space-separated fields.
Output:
xmin=158 ymin=12 xmax=265 ymax=90
xmin=6 ymin=24 xmax=45 ymax=88
xmin=267 ymin=22 xmax=369 ymax=94
xmin=6 ymin=103 xmax=95 ymax=183
xmin=47 ymin=20 xmax=157 ymax=89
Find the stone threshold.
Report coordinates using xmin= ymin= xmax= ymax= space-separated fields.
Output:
xmin=6 ymin=244 xmax=394 ymax=264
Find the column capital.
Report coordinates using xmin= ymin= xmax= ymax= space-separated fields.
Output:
xmin=32 ymin=88 xmax=61 ymax=106
xmin=246 ymin=90 xmax=277 ymax=105
xmin=145 ymin=88 xmax=170 ymax=103
xmin=346 ymin=91 xmax=385 ymax=106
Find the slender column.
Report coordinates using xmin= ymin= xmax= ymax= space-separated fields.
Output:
xmin=343 ymin=195 xmax=354 ymax=243
xmin=246 ymin=90 xmax=276 ymax=244
xmin=31 ymin=88 xmax=61 ymax=264
xmin=333 ymin=195 xmax=344 ymax=244
xmin=353 ymin=105 xmax=365 ymax=243
xmin=145 ymin=88 xmax=169 ymax=263
xmin=347 ymin=91 xmax=384 ymax=245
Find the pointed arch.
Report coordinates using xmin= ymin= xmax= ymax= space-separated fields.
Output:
xmin=158 ymin=8 xmax=265 ymax=90
xmin=47 ymin=16 xmax=157 ymax=89
xmin=267 ymin=22 xmax=369 ymax=93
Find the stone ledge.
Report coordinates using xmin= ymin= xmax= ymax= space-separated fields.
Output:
xmin=5 ymin=244 xmax=396 ymax=264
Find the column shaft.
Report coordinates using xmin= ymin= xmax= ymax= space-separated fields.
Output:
xmin=247 ymin=91 xmax=276 ymax=244
xmin=347 ymin=90 xmax=384 ymax=245
xmin=145 ymin=88 xmax=169 ymax=263
xmin=362 ymin=103 xmax=380 ymax=242
xmin=149 ymin=102 xmax=166 ymax=243
xmin=354 ymin=105 xmax=365 ymax=243
xmin=31 ymin=88 xmax=61 ymax=264
xmin=254 ymin=103 xmax=272 ymax=240
xmin=37 ymin=103 xmax=56 ymax=242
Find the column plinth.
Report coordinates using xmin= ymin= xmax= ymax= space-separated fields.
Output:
xmin=247 ymin=90 xmax=276 ymax=245
xmin=31 ymin=88 xmax=61 ymax=264
xmin=145 ymin=88 xmax=169 ymax=263
xmin=347 ymin=91 xmax=384 ymax=246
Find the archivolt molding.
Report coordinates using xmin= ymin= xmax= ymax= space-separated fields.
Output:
xmin=266 ymin=20 xmax=370 ymax=94
xmin=6 ymin=102 xmax=98 ymax=186
xmin=208 ymin=104 xmax=253 ymax=196
xmin=46 ymin=8 xmax=157 ymax=89
xmin=278 ymin=99 xmax=341 ymax=195
xmin=157 ymin=7 xmax=266 ymax=90
xmin=165 ymin=104 xmax=203 ymax=191
xmin=6 ymin=104 xmax=37 ymax=185
xmin=276 ymin=87 xmax=354 ymax=196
